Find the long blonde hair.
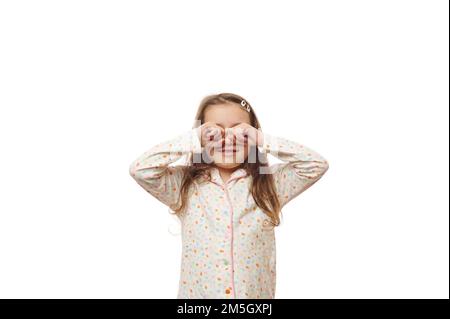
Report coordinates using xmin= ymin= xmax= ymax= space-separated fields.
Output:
xmin=171 ymin=92 xmax=282 ymax=227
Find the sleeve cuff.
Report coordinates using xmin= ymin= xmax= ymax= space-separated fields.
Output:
xmin=260 ymin=131 xmax=275 ymax=154
xmin=191 ymin=128 xmax=202 ymax=154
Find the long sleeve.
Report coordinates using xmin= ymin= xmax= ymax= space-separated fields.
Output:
xmin=129 ymin=128 xmax=202 ymax=209
xmin=259 ymin=132 xmax=329 ymax=208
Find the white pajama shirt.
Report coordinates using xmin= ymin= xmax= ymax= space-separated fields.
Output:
xmin=129 ymin=129 xmax=329 ymax=298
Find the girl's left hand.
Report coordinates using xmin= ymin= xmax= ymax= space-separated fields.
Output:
xmin=232 ymin=123 xmax=264 ymax=147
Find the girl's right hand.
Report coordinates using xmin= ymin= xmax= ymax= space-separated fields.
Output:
xmin=196 ymin=122 xmax=224 ymax=149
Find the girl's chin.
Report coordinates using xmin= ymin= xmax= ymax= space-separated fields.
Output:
xmin=213 ymin=162 xmax=242 ymax=169
xmin=212 ymin=155 xmax=246 ymax=167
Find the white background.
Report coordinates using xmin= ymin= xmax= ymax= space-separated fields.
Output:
xmin=0 ymin=1 xmax=448 ymax=299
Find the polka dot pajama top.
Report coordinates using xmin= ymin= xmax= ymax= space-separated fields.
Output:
xmin=129 ymin=128 xmax=329 ymax=299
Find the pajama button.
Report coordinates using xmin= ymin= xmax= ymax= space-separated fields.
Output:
xmin=225 ymin=288 xmax=232 ymax=294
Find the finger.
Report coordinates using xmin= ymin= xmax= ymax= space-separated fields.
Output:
xmin=205 ymin=138 xmax=223 ymax=151
xmin=208 ymin=128 xmax=223 ymax=141
xmin=235 ymin=128 xmax=248 ymax=144
xmin=204 ymin=127 xmax=219 ymax=139
xmin=205 ymin=129 xmax=214 ymax=139
xmin=210 ymin=127 xmax=223 ymax=137
xmin=235 ymin=132 xmax=246 ymax=145
xmin=201 ymin=126 xmax=211 ymax=136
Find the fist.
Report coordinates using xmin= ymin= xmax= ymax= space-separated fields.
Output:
xmin=196 ymin=122 xmax=224 ymax=149
xmin=231 ymin=123 xmax=264 ymax=147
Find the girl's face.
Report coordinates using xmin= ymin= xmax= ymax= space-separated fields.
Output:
xmin=203 ymin=103 xmax=251 ymax=169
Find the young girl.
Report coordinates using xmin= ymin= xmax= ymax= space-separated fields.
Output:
xmin=129 ymin=93 xmax=329 ymax=299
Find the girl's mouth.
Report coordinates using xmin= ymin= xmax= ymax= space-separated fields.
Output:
xmin=219 ymin=147 xmax=237 ymax=154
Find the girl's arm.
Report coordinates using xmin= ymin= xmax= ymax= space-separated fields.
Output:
xmin=129 ymin=129 xmax=202 ymax=209
xmin=259 ymin=132 xmax=329 ymax=208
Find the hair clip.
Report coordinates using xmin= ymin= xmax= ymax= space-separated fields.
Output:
xmin=241 ymin=99 xmax=250 ymax=112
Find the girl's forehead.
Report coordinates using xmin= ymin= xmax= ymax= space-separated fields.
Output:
xmin=204 ymin=103 xmax=251 ymax=125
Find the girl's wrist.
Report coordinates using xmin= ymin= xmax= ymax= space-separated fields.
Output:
xmin=256 ymin=129 xmax=264 ymax=147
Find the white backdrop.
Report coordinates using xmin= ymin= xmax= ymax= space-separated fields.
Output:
xmin=0 ymin=0 xmax=448 ymax=299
